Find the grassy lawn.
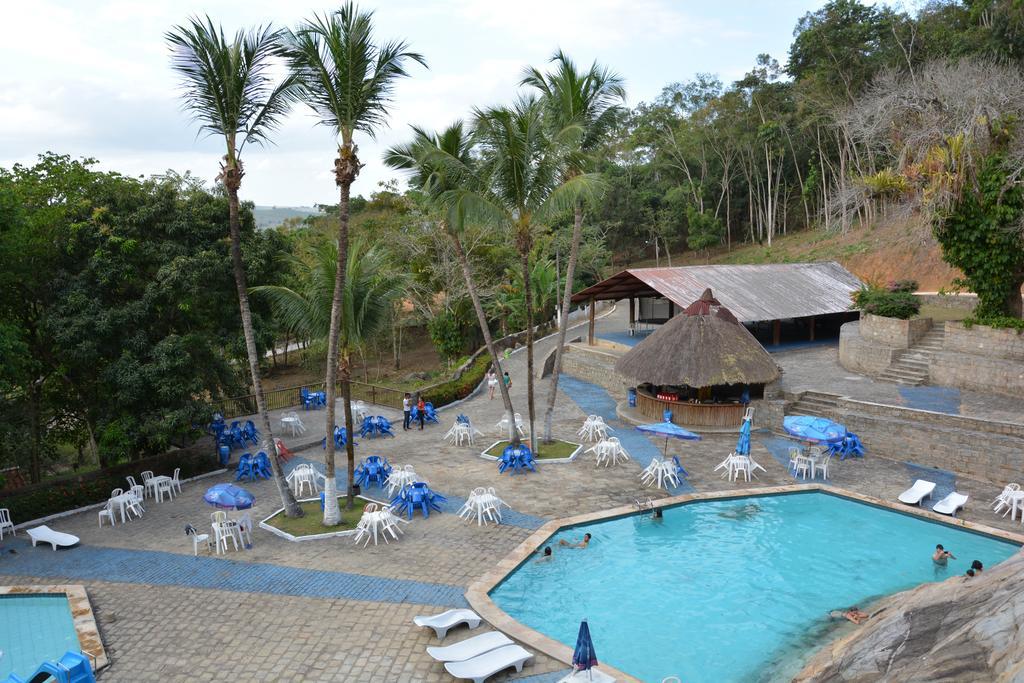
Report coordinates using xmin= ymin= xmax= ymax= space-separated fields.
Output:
xmin=262 ymin=496 xmax=376 ymax=537
xmin=485 ymin=439 xmax=580 ymax=459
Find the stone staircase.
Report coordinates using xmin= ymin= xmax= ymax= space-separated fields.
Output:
xmin=877 ymin=323 xmax=946 ymax=386
xmin=787 ymin=390 xmax=840 ymax=418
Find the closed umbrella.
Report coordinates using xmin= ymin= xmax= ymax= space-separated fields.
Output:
xmin=735 ymin=419 xmax=751 ymax=456
xmin=203 ymin=483 xmax=255 ymax=510
xmin=572 ymin=619 xmax=598 ymax=677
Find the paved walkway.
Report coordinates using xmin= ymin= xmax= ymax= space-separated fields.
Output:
xmin=0 ymin=538 xmax=468 ymax=608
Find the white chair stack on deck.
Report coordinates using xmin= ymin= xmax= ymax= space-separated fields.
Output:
xmin=458 ymin=487 xmax=507 ymax=526
xmin=286 ymin=463 xmax=320 ymax=497
xmin=495 ymin=413 xmax=526 ymax=438
xmin=353 ymin=503 xmax=407 ymax=546
xmin=577 ymin=415 xmax=612 ymax=443
xmin=992 ymin=483 xmax=1021 ymax=518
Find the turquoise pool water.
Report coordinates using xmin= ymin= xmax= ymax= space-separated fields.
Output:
xmin=490 ymin=492 xmax=1020 ymax=682
xmin=0 ymin=594 xmax=80 ymax=679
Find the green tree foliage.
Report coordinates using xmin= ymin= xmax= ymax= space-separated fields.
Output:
xmin=0 ymin=154 xmax=274 ymax=477
xmin=933 ymin=153 xmax=1024 ymax=318
xmin=685 ymin=206 xmax=725 ymax=256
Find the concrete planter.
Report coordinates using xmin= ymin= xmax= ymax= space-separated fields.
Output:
xmin=860 ymin=313 xmax=932 ymax=349
xmin=258 ymin=494 xmax=387 ymax=542
xmin=479 ymin=440 xmax=583 ymax=464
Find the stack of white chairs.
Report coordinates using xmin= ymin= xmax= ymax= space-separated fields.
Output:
xmin=444 ymin=420 xmax=482 ymax=446
xmin=714 ymin=452 xmax=766 ymax=482
xmin=495 ymin=413 xmax=526 ymax=437
xmin=577 ymin=415 xmax=612 ymax=442
xmin=586 ymin=437 xmax=629 ymax=467
xmin=286 ymin=463 xmax=321 ymax=497
xmin=352 ymin=400 xmax=370 ymax=422
xmin=353 ymin=503 xmax=408 ymax=546
xmin=385 ymin=464 xmax=419 ymax=497
xmin=640 ymin=457 xmax=678 ymax=490
xmin=458 ymin=487 xmax=508 ymax=526
xmin=281 ymin=411 xmax=306 ymax=436
xmin=993 ymin=483 xmax=1022 ymax=518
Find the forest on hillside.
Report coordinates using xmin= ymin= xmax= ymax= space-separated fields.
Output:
xmin=4 ymin=0 xmax=1024 ymax=487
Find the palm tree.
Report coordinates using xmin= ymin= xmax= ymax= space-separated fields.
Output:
xmin=522 ymin=51 xmax=625 ymax=443
xmin=284 ymin=4 xmax=425 ymax=522
xmin=468 ymin=97 xmax=605 ymax=451
xmin=166 ymin=17 xmax=302 ymax=517
xmin=384 ymin=122 xmax=518 ymax=438
xmin=252 ymin=239 xmax=405 ymax=511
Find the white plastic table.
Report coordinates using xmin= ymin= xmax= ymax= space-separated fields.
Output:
xmin=1008 ymin=491 xmax=1024 ymax=521
xmin=458 ymin=491 xmax=505 ymax=526
xmin=280 ymin=416 xmax=304 ymax=437
xmin=354 ymin=507 xmax=407 ymax=546
xmin=385 ymin=469 xmax=419 ymax=497
xmin=145 ymin=475 xmax=173 ymax=501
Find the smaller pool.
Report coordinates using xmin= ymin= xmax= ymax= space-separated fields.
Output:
xmin=0 ymin=594 xmax=80 ymax=679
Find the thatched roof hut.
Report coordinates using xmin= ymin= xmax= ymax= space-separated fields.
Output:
xmin=615 ymin=288 xmax=781 ymax=388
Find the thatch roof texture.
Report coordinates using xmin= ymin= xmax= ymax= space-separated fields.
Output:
xmin=615 ymin=289 xmax=781 ymax=387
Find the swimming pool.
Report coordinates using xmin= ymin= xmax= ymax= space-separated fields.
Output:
xmin=0 ymin=593 xmax=80 ymax=679
xmin=489 ymin=492 xmax=1019 ymax=682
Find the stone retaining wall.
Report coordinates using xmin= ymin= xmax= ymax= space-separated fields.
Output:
xmin=798 ymin=393 xmax=1024 ymax=484
xmin=929 ymin=323 xmax=1024 ymax=398
xmin=561 ymin=345 xmax=630 ymax=397
xmin=838 ymin=321 xmax=898 ymax=376
xmin=860 ymin=312 xmax=932 ymax=348
xmin=915 ymin=292 xmax=978 ymax=311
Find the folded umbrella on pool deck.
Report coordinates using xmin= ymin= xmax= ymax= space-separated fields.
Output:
xmin=735 ymin=419 xmax=752 ymax=456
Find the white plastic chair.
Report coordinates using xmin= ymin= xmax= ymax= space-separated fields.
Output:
xmin=787 ymin=447 xmax=802 ymax=473
xmin=155 ymin=477 xmax=174 ymax=503
xmin=185 ymin=524 xmax=211 ymax=556
xmin=814 ymin=452 xmax=832 ymax=479
xmin=141 ymin=470 xmax=155 ymax=499
xmin=171 ymin=468 xmax=182 ymax=494
xmin=992 ymin=483 xmax=1020 ymax=515
xmin=0 ymin=509 xmax=13 ymax=539
xmin=98 ymin=501 xmax=116 ymax=527
xmin=126 ymin=475 xmax=140 ymax=492
xmin=237 ymin=513 xmax=254 ymax=546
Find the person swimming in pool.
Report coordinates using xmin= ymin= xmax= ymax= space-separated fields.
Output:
xmin=559 ymin=533 xmax=591 ymax=549
xmin=535 ymin=546 xmax=553 ymax=563
xmin=933 ymin=544 xmax=956 ymax=565
xmin=717 ymin=503 xmax=762 ymax=520
xmin=829 ymin=607 xmax=869 ymax=625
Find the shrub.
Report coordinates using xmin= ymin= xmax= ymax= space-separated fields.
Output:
xmin=852 ymin=284 xmax=921 ymax=320
xmin=3 ymin=442 xmax=220 ymax=524
xmin=423 ymin=354 xmax=491 ymax=407
xmin=962 ymin=315 xmax=1024 ymax=332
xmin=887 ymin=279 xmax=919 ymax=293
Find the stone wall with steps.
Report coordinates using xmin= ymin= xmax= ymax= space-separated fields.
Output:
xmin=784 ymin=390 xmax=1024 ymax=484
xmin=930 ymin=322 xmax=1024 ymax=398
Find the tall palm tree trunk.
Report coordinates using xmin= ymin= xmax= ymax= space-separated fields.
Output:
xmin=543 ymin=201 xmax=583 ymax=443
xmin=341 ymin=351 xmax=356 ymax=510
xmin=225 ymin=177 xmax=301 ymax=517
xmin=449 ymin=230 xmax=516 ymax=439
xmin=520 ymin=245 xmax=537 ymax=452
xmin=323 ymin=148 xmax=358 ymax=526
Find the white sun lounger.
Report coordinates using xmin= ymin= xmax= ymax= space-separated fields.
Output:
xmin=443 ymin=644 xmax=533 ymax=683
xmin=26 ymin=525 xmax=80 ymax=551
xmin=932 ymin=492 xmax=969 ymax=517
xmin=426 ymin=631 xmax=513 ymax=662
xmin=898 ymin=479 xmax=936 ymax=506
xmin=413 ymin=608 xmax=481 ymax=640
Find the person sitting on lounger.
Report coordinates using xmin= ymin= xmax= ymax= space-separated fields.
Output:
xmin=933 ymin=544 xmax=955 ymax=565
xmin=559 ymin=533 xmax=591 ymax=549
xmin=829 ymin=607 xmax=869 ymax=624
xmin=536 ymin=547 xmax=553 ymax=563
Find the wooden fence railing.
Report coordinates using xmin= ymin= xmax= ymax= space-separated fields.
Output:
xmin=211 ymin=379 xmax=406 ymax=419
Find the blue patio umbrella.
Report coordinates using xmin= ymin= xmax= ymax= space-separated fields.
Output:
xmin=783 ymin=415 xmax=847 ymax=443
xmin=735 ymin=419 xmax=752 ymax=456
xmin=572 ymin=619 xmax=598 ymax=674
xmin=204 ymin=483 xmax=255 ymax=510
xmin=635 ymin=418 xmax=701 ymax=456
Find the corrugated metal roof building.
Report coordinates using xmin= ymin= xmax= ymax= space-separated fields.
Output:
xmin=571 ymin=261 xmax=863 ymax=344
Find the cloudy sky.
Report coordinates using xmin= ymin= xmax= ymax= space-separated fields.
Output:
xmin=0 ymin=1 xmax=833 ymax=206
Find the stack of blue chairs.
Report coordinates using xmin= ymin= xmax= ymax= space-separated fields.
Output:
xmin=827 ymin=433 xmax=865 ymax=460
xmin=391 ymin=481 xmax=447 ymax=519
xmin=242 ymin=420 xmax=260 ymax=446
xmin=410 ymin=403 xmax=440 ymax=426
xmin=360 ymin=415 xmax=396 ymax=438
xmin=499 ymin=444 xmax=536 ymax=474
xmin=300 ymin=387 xmax=327 ymax=410
xmin=321 ymin=426 xmax=356 ymax=450
xmin=354 ymin=455 xmax=392 ymax=489
xmin=236 ymin=451 xmax=273 ymax=481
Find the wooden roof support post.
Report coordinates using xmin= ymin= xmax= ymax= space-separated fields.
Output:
xmin=809 ymin=315 xmax=816 ymax=341
xmin=588 ymin=297 xmax=596 ymax=345
xmin=772 ymin=319 xmax=781 ymax=346
xmin=628 ymin=297 xmax=635 ymax=334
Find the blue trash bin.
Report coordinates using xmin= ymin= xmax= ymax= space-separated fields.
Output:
xmin=627 ymin=387 xmax=637 ymax=407
xmin=218 ymin=445 xmax=230 ymax=467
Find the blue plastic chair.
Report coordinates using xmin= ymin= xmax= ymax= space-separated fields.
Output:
xmin=672 ymin=456 xmax=689 ymax=479
xmin=390 ymin=481 xmax=446 ymax=519
xmin=375 ymin=416 xmax=395 ymax=437
xmin=253 ymin=452 xmax=272 ymax=479
xmin=235 ymin=453 xmax=254 ymax=481
xmin=423 ymin=402 xmax=440 ymax=424
xmin=359 ymin=415 xmax=376 ymax=438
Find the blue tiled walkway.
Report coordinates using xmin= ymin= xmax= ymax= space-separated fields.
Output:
xmin=559 ymin=375 xmax=694 ymax=493
xmin=0 ymin=540 xmax=468 ymax=608
xmin=286 ymin=457 xmax=546 ymax=530
xmin=898 ymin=386 xmax=961 ymax=415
